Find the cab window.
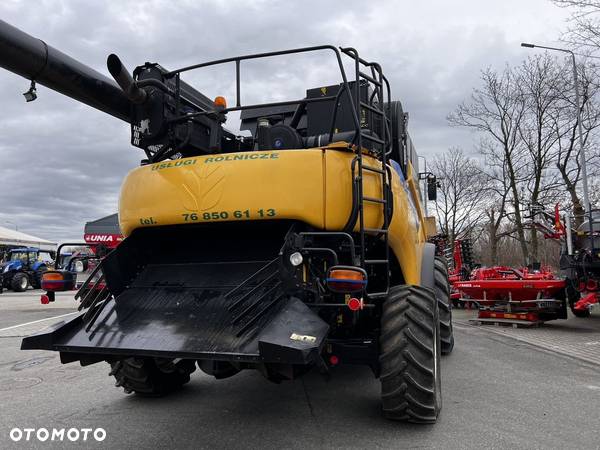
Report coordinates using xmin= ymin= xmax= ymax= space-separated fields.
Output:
xmin=10 ymin=251 xmax=27 ymax=261
xmin=38 ymin=252 xmax=52 ymax=262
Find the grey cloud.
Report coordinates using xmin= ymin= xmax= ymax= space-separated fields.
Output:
xmin=0 ymin=0 xmax=570 ymax=242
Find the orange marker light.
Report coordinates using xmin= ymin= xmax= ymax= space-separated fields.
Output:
xmin=214 ymin=96 xmax=227 ymax=108
xmin=326 ymin=266 xmax=367 ymax=293
xmin=41 ymin=271 xmax=75 ymax=292
xmin=43 ymin=272 xmax=64 ymax=281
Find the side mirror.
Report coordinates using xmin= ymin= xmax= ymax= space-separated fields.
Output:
xmin=427 ymin=176 xmax=438 ymax=201
xmin=74 ymin=260 xmax=88 ymax=273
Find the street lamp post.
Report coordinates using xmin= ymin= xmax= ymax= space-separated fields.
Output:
xmin=521 ymin=42 xmax=592 ymax=222
xmin=418 ymin=155 xmax=428 ymax=216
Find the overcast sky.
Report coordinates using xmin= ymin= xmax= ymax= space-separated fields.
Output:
xmin=0 ymin=0 xmax=573 ymax=242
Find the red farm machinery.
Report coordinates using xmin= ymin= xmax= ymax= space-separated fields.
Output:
xmin=444 ymin=204 xmax=600 ymax=326
xmin=41 ymin=214 xmax=122 ymax=304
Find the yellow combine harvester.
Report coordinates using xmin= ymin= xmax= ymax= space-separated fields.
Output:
xmin=0 ymin=19 xmax=453 ymax=423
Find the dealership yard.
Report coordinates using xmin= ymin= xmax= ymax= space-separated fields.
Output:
xmin=1 ymin=291 xmax=599 ymax=449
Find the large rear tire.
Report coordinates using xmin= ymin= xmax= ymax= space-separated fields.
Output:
xmin=379 ymin=285 xmax=442 ymax=423
xmin=110 ymin=357 xmax=196 ymax=396
xmin=434 ymin=257 xmax=454 ymax=355
xmin=11 ymin=273 xmax=29 ymax=292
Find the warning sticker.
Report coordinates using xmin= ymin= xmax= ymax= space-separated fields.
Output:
xmin=290 ymin=333 xmax=317 ymax=343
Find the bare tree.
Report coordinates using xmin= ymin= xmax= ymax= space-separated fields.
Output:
xmin=449 ymin=67 xmax=531 ymax=263
xmin=553 ymin=1 xmax=600 ymax=51
xmin=551 ymin=61 xmax=600 ymax=226
xmin=450 ymin=55 xmax=600 ymax=264
xmin=546 ymin=1 xmax=600 ymax=221
xmin=517 ymin=54 xmax=566 ymax=260
xmin=479 ymin=143 xmax=512 ymax=265
xmin=431 ymin=148 xmax=488 ymax=245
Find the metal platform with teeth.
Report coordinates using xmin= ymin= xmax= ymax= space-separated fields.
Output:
xmin=22 ymin=259 xmax=329 ymax=364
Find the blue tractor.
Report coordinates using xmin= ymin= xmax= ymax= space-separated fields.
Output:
xmin=0 ymin=248 xmax=54 ymax=292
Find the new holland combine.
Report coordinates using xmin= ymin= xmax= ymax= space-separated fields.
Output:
xmin=0 ymin=20 xmax=453 ymax=423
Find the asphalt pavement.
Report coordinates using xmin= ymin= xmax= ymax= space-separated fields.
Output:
xmin=1 ymin=292 xmax=599 ymax=449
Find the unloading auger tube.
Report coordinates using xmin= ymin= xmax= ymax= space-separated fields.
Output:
xmin=0 ymin=19 xmax=453 ymax=423
xmin=0 ymin=19 xmax=130 ymax=121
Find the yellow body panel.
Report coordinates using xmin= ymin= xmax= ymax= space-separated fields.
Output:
xmin=119 ymin=147 xmax=427 ymax=284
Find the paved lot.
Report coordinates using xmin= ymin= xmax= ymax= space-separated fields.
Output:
xmin=0 ymin=291 xmax=76 ymax=330
xmin=1 ymin=291 xmax=599 ymax=449
xmin=454 ymin=307 xmax=600 ymax=366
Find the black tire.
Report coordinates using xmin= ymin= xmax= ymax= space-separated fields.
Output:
xmin=565 ymin=280 xmax=591 ymax=318
xmin=11 ymin=273 xmax=29 ymax=292
xmin=33 ymin=266 xmax=47 ymax=289
xmin=110 ymin=357 xmax=196 ymax=396
xmin=379 ymin=285 xmax=442 ymax=423
xmin=434 ymin=257 xmax=454 ymax=355
xmin=197 ymin=360 xmax=240 ymax=379
xmin=572 ymin=308 xmax=591 ymax=318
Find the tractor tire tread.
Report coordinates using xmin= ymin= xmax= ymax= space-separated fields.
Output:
xmin=434 ymin=256 xmax=454 ymax=355
xmin=11 ymin=273 xmax=28 ymax=292
xmin=379 ymin=285 xmax=441 ymax=423
xmin=110 ymin=357 xmax=195 ymax=397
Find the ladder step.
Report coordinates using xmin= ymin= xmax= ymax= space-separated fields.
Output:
xmin=362 ymin=164 xmax=385 ymax=174
xmin=364 ymin=228 xmax=388 ymax=234
xmin=365 ymin=259 xmax=389 ymax=264
xmin=360 ymin=133 xmax=385 ymax=145
xmin=362 ymin=196 xmax=386 ymax=204
xmin=360 ymin=101 xmax=385 ymax=116
xmin=359 ymin=71 xmax=382 ymax=86
xmin=367 ymin=291 xmax=389 ymax=299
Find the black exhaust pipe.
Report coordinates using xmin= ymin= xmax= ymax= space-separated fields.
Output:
xmin=107 ymin=54 xmax=147 ymax=105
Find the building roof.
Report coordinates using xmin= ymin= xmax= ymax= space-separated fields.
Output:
xmin=0 ymin=225 xmax=56 ymax=251
xmin=84 ymin=213 xmax=120 ymax=235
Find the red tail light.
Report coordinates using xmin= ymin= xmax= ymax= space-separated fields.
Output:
xmin=347 ymin=297 xmax=363 ymax=311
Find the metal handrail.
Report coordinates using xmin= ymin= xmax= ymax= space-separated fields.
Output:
xmin=161 ymin=45 xmax=364 ymax=142
xmin=160 ymin=44 xmax=393 ymax=292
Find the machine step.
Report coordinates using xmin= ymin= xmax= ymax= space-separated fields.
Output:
xmin=360 ymin=101 xmax=385 ymax=116
xmin=362 ymin=196 xmax=386 ymax=204
xmin=360 ymin=133 xmax=385 ymax=145
xmin=362 ymin=164 xmax=385 ymax=174
xmin=358 ymin=71 xmax=382 ymax=86
xmin=364 ymin=228 xmax=388 ymax=234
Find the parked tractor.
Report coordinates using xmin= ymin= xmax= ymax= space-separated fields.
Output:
xmin=532 ymin=203 xmax=600 ymax=317
xmin=559 ymin=212 xmax=600 ymax=317
xmin=0 ymin=20 xmax=453 ymax=423
xmin=0 ymin=247 xmax=53 ymax=292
